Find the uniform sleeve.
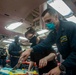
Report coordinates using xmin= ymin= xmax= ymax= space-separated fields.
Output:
xmin=30 ymin=52 xmax=35 ymax=62
xmin=32 ymin=31 xmax=56 ymax=53
xmin=62 ymin=23 xmax=76 ymax=70
xmin=8 ymin=43 xmax=21 ymax=56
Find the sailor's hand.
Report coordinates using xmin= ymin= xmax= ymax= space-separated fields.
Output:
xmin=47 ymin=66 xmax=61 ymax=75
xmin=39 ymin=57 xmax=48 ymax=68
xmin=19 ymin=49 xmax=32 ymax=63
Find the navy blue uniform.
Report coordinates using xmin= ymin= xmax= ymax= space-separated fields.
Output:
xmin=0 ymin=48 xmax=7 ymax=67
xmin=29 ymin=36 xmax=57 ymax=75
xmin=32 ymin=20 xmax=76 ymax=75
xmin=29 ymin=36 xmax=44 ymax=47
xmin=31 ymin=49 xmax=57 ymax=75
xmin=8 ymin=41 xmax=22 ymax=68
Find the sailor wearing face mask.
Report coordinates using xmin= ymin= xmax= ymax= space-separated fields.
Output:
xmin=19 ymin=8 xmax=76 ymax=75
xmin=25 ymin=28 xmax=57 ymax=75
xmin=25 ymin=28 xmax=44 ymax=47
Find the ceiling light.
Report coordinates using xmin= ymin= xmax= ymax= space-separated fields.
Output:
xmin=66 ymin=15 xmax=76 ymax=23
xmin=48 ymin=0 xmax=72 ymax=16
xmin=5 ymin=22 xmax=23 ymax=30
xmin=8 ymin=39 xmax=14 ymax=41
xmin=5 ymin=44 xmax=10 ymax=47
xmin=3 ymin=40 xmax=12 ymax=43
xmin=52 ymin=45 xmax=57 ymax=48
xmin=19 ymin=36 xmax=28 ymax=40
xmin=37 ymin=29 xmax=49 ymax=35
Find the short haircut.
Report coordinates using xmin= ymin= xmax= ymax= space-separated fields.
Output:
xmin=14 ymin=35 xmax=19 ymax=42
xmin=25 ymin=28 xmax=36 ymax=37
xmin=14 ymin=35 xmax=19 ymax=39
xmin=41 ymin=8 xmax=57 ymax=17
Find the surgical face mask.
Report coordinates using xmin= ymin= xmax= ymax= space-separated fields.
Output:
xmin=29 ymin=36 xmax=37 ymax=47
xmin=46 ymin=22 xmax=55 ymax=30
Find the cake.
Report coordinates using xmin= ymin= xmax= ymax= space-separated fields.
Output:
xmin=0 ymin=67 xmax=38 ymax=75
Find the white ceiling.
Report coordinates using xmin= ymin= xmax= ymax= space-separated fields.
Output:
xmin=0 ymin=0 xmax=46 ymax=38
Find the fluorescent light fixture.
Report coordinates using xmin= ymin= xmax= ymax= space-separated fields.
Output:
xmin=3 ymin=40 xmax=12 ymax=43
xmin=5 ymin=22 xmax=23 ymax=30
xmin=6 ymin=44 xmax=10 ymax=47
xmin=52 ymin=45 xmax=57 ymax=48
xmin=8 ymin=39 xmax=14 ymax=41
xmin=19 ymin=36 xmax=28 ymax=40
xmin=66 ymin=15 xmax=76 ymax=23
xmin=37 ymin=29 xmax=49 ymax=35
xmin=48 ymin=0 xmax=72 ymax=16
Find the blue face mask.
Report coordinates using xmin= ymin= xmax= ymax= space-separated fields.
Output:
xmin=46 ymin=22 xmax=55 ymax=30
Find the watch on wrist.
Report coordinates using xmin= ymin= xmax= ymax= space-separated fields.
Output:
xmin=59 ymin=64 xmax=66 ymax=71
